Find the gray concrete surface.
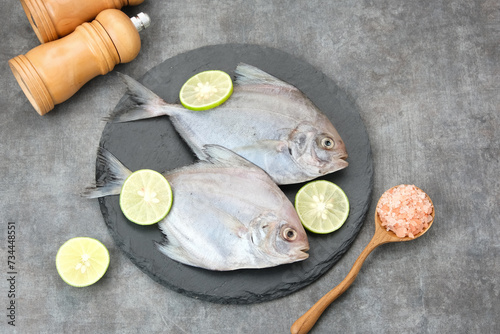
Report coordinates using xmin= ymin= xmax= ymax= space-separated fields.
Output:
xmin=0 ymin=0 xmax=498 ymax=333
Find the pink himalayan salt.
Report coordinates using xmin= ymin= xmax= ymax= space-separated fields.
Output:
xmin=376 ymin=184 xmax=433 ymax=238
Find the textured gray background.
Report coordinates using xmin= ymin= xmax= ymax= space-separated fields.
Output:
xmin=0 ymin=0 xmax=498 ymax=333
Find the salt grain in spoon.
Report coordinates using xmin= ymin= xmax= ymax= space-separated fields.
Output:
xmin=291 ymin=184 xmax=435 ymax=334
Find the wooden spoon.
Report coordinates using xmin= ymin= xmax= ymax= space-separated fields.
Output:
xmin=290 ymin=186 xmax=435 ymax=334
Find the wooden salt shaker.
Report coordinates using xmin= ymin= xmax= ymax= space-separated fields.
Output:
xmin=20 ymin=0 xmax=145 ymax=43
xmin=8 ymin=9 xmax=151 ymax=115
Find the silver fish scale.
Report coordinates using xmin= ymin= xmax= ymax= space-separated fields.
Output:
xmin=83 ymin=146 xmax=309 ymax=271
xmin=173 ymin=84 xmax=317 ymax=142
xmin=114 ymin=63 xmax=348 ymax=185
xmin=154 ymin=146 xmax=309 ymax=270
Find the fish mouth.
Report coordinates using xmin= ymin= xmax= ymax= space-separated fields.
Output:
xmin=336 ymin=153 xmax=349 ymax=168
xmin=334 ymin=149 xmax=348 ymax=161
xmin=296 ymin=247 xmax=310 ymax=260
xmin=321 ymin=154 xmax=348 ymax=174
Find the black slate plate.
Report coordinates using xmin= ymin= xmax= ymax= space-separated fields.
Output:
xmin=96 ymin=44 xmax=373 ymax=304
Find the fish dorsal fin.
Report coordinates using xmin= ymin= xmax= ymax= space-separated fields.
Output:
xmin=235 ymin=63 xmax=298 ymax=91
xmin=203 ymin=144 xmax=260 ymax=170
xmin=164 ymin=145 xmax=271 ymax=182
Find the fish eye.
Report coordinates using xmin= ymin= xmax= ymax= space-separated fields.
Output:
xmin=282 ymin=227 xmax=297 ymax=241
xmin=320 ymin=137 xmax=335 ymax=150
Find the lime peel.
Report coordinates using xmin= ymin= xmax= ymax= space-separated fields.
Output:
xmin=179 ymin=70 xmax=233 ymax=111
xmin=295 ymin=180 xmax=350 ymax=234
xmin=119 ymin=169 xmax=173 ymax=225
xmin=55 ymin=237 xmax=110 ymax=287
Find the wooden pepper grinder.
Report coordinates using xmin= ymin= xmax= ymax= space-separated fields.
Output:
xmin=8 ymin=9 xmax=150 ymax=115
xmin=20 ymin=0 xmax=145 ymax=43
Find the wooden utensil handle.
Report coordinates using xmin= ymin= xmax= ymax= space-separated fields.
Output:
xmin=290 ymin=237 xmax=381 ymax=334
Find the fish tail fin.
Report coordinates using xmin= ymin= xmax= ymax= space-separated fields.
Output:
xmin=104 ymin=73 xmax=174 ymax=123
xmin=81 ymin=147 xmax=132 ymax=198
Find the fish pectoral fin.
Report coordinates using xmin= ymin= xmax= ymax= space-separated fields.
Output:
xmin=217 ymin=212 xmax=249 ymax=239
xmin=232 ymin=139 xmax=291 ymax=170
xmin=195 ymin=195 xmax=249 ymax=238
xmin=265 ymin=140 xmax=289 ymax=153
xmin=235 ymin=140 xmax=290 ymax=156
xmin=238 ymin=139 xmax=289 ymax=152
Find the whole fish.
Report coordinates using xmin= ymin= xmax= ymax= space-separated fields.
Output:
xmin=110 ymin=63 xmax=348 ymax=185
xmin=84 ymin=145 xmax=309 ymax=271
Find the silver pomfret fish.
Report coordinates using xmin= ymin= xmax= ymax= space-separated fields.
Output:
xmin=84 ymin=145 xmax=309 ymax=271
xmin=111 ymin=64 xmax=348 ymax=185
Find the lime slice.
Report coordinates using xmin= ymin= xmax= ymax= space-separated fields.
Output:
xmin=295 ymin=180 xmax=350 ymax=234
xmin=119 ymin=169 xmax=173 ymax=225
xmin=179 ymin=70 xmax=233 ymax=110
xmin=55 ymin=237 xmax=110 ymax=287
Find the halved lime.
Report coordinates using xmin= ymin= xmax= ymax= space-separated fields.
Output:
xmin=55 ymin=237 xmax=110 ymax=287
xmin=179 ymin=70 xmax=233 ymax=110
xmin=295 ymin=180 xmax=350 ymax=234
xmin=119 ymin=169 xmax=173 ymax=225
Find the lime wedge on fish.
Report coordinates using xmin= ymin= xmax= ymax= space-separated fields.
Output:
xmin=294 ymin=180 xmax=350 ymax=234
xmin=119 ymin=169 xmax=173 ymax=225
xmin=55 ymin=237 xmax=110 ymax=287
xmin=179 ymin=70 xmax=233 ymax=110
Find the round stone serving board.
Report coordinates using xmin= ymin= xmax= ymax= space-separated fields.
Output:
xmin=96 ymin=44 xmax=373 ymax=304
